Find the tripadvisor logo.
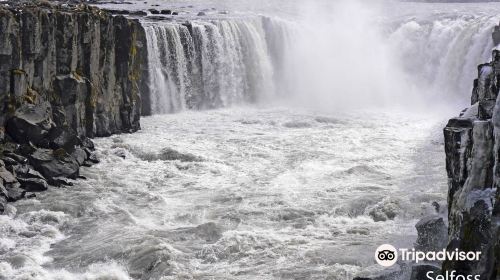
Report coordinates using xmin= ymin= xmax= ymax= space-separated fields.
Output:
xmin=375 ymin=244 xmax=398 ymax=267
xmin=375 ymin=244 xmax=481 ymax=266
xmin=374 ymin=244 xmax=482 ymax=279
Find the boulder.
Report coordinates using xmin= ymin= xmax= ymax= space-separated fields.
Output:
xmin=71 ymin=147 xmax=88 ymax=165
xmin=0 ymin=166 xmax=24 ymax=202
xmin=28 ymin=148 xmax=79 ymax=180
xmin=130 ymin=11 xmax=148 ymax=16
xmin=6 ymin=103 xmax=53 ymax=145
xmin=80 ymin=137 xmax=95 ymax=151
xmin=47 ymin=126 xmax=80 ymax=152
xmin=0 ymin=179 xmax=7 ymax=197
xmin=367 ymin=199 xmax=401 ymax=222
xmin=3 ymin=152 xmax=28 ymax=164
xmin=5 ymin=183 xmax=24 ymax=202
xmin=1 ymin=142 xmax=20 ymax=155
xmin=415 ymin=216 xmax=448 ymax=252
xmin=2 ymin=157 xmax=18 ymax=166
xmin=0 ymin=195 xmax=6 ymax=214
xmin=86 ymin=152 xmax=100 ymax=164
xmin=0 ymin=127 xmax=5 ymax=143
xmin=11 ymin=164 xmax=45 ymax=180
xmin=26 ymin=193 xmax=36 ymax=199
xmin=149 ymin=9 xmax=160 ymax=14
xmin=18 ymin=177 xmax=48 ymax=192
xmin=51 ymin=177 xmax=74 ymax=187
xmin=17 ymin=146 xmax=38 ymax=163
xmin=160 ymin=10 xmax=171 ymax=15
xmin=156 ymin=148 xmax=202 ymax=162
xmin=105 ymin=9 xmax=130 ymax=15
xmin=0 ymin=166 xmax=17 ymax=185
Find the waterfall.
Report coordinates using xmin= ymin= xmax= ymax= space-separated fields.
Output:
xmin=143 ymin=10 xmax=498 ymax=114
xmin=145 ymin=24 xmax=190 ymax=114
xmin=143 ymin=17 xmax=279 ymax=115
xmin=386 ymin=13 xmax=498 ymax=101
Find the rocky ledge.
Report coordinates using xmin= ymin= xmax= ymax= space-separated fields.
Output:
xmin=0 ymin=1 xmax=147 ymax=213
xmin=442 ymin=29 xmax=500 ymax=277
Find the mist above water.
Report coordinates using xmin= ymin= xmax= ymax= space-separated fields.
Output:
xmin=271 ymin=0 xmax=497 ymax=111
xmin=276 ymin=0 xmax=410 ymax=109
xmin=140 ymin=0 xmax=498 ymax=114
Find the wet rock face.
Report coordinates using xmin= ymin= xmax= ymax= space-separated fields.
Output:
xmin=0 ymin=2 xmax=147 ymax=213
xmin=0 ymin=2 xmax=147 ymax=138
xmin=415 ymin=216 xmax=448 ymax=252
xmin=443 ymin=47 xmax=500 ymax=277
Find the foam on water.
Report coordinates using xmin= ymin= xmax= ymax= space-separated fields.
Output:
xmin=3 ymin=107 xmax=447 ymax=279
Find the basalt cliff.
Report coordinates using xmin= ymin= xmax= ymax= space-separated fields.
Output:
xmin=0 ymin=1 xmax=148 ymax=213
xmin=442 ymin=27 xmax=500 ymax=278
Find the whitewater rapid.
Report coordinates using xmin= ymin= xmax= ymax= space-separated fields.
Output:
xmin=1 ymin=108 xmax=447 ymax=279
xmin=1 ymin=1 xmax=500 ymax=280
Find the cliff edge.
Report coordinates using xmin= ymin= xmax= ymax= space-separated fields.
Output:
xmin=443 ymin=27 xmax=500 ymax=278
xmin=0 ymin=1 xmax=148 ymax=213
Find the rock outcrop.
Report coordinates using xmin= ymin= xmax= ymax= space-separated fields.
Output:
xmin=0 ymin=1 xmax=147 ymax=212
xmin=443 ymin=35 xmax=500 ymax=277
xmin=415 ymin=216 xmax=448 ymax=253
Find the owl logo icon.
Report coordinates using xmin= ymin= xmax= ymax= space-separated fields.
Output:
xmin=375 ymin=244 xmax=398 ymax=267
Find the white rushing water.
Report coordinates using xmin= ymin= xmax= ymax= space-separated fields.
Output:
xmin=143 ymin=18 xmax=275 ymax=114
xmin=2 ymin=1 xmax=500 ymax=280
xmin=1 ymin=107 xmax=447 ymax=280
xmin=139 ymin=0 xmax=499 ymax=112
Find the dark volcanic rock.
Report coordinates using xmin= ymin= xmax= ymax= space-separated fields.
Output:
xmin=415 ymin=216 xmax=448 ymax=252
xmin=138 ymin=148 xmax=202 ymax=162
xmin=159 ymin=148 xmax=202 ymax=162
xmin=0 ymin=195 xmax=6 ymax=214
xmin=0 ymin=0 xmax=147 ymax=213
xmin=86 ymin=152 xmax=100 ymax=164
xmin=18 ymin=177 xmax=48 ymax=192
xmin=47 ymin=126 xmax=80 ymax=152
xmin=29 ymin=148 xmax=79 ymax=180
xmin=11 ymin=164 xmax=45 ymax=180
xmin=51 ymin=177 xmax=74 ymax=187
xmin=6 ymin=103 xmax=53 ymax=145
xmin=4 ymin=152 xmax=28 ymax=164
xmin=130 ymin=11 xmax=148 ymax=16
xmin=2 ymin=157 xmax=18 ymax=167
xmin=493 ymin=25 xmax=500 ymax=46
xmin=0 ymin=166 xmax=16 ymax=184
xmin=71 ymin=147 xmax=88 ymax=165
xmin=80 ymin=137 xmax=95 ymax=151
xmin=442 ymin=47 xmax=500 ymax=277
xmin=0 ymin=3 xmax=145 ymax=138
xmin=0 ymin=166 xmax=24 ymax=201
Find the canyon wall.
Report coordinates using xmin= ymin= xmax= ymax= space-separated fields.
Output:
xmin=0 ymin=1 xmax=148 ymax=213
xmin=0 ymin=1 xmax=147 ymax=137
xmin=442 ymin=29 xmax=500 ymax=278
